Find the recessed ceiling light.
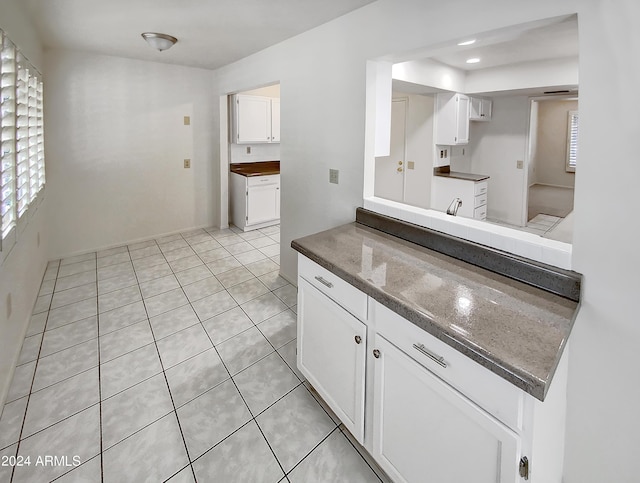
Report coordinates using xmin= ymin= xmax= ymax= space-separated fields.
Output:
xmin=466 ymin=58 xmax=481 ymax=64
xmin=458 ymin=39 xmax=476 ymax=46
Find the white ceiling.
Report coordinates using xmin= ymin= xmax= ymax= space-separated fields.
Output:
xmin=25 ymin=0 xmax=376 ymax=70
xmin=429 ymin=14 xmax=578 ymax=71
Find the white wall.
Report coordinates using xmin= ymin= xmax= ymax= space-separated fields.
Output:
xmin=229 ymin=143 xmax=280 ymax=163
xmin=534 ymin=98 xmax=577 ymax=188
xmin=468 ymin=96 xmax=530 ymax=226
xmin=44 ymin=50 xmax=217 ymax=258
xmin=0 ymin=0 xmax=48 ymax=406
xmin=465 ymin=57 xmax=579 ymax=94
xmin=212 ymin=1 xmax=640 ymax=481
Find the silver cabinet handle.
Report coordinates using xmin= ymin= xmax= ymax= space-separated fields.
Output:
xmin=314 ymin=276 xmax=333 ymax=288
xmin=413 ymin=343 xmax=447 ymax=368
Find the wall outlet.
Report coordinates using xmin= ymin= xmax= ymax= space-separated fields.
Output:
xmin=184 ymin=159 xmax=191 ymax=169
xmin=407 ymin=161 xmax=415 ymax=170
xmin=246 ymin=146 xmax=251 ymax=154
xmin=516 ymin=160 xmax=524 ymax=169
xmin=183 ymin=116 xmax=190 ymax=126
xmin=329 ymin=169 xmax=339 ymax=184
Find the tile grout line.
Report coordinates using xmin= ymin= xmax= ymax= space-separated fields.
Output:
xmin=94 ymin=256 xmax=104 ymax=483
xmin=132 ymin=237 xmax=199 ymax=482
xmin=9 ymin=259 xmax=61 ymax=483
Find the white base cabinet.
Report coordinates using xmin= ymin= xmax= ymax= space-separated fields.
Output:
xmin=230 ymin=173 xmax=280 ymax=231
xmin=372 ymin=333 xmax=520 ymax=483
xmin=296 ymin=254 xmax=568 ymax=483
xmin=431 ymin=176 xmax=488 ymax=220
xmin=297 ymin=276 xmax=367 ymax=443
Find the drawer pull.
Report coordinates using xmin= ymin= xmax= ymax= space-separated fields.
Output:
xmin=373 ymin=349 xmax=381 ymax=359
xmin=413 ymin=343 xmax=448 ymax=368
xmin=355 ymin=335 xmax=362 ymax=344
xmin=314 ymin=276 xmax=333 ymax=288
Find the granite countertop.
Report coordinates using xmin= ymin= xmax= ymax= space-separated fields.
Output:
xmin=292 ymin=222 xmax=579 ymax=401
xmin=434 ymin=170 xmax=490 ymax=182
xmin=230 ymin=161 xmax=280 ymax=177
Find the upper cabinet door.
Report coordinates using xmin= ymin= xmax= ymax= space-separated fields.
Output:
xmin=470 ymin=96 xmax=493 ymax=122
xmin=235 ymin=95 xmax=272 ymax=143
xmin=270 ymin=99 xmax=280 ymax=142
xmin=435 ymin=92 xmax=470 ymax=145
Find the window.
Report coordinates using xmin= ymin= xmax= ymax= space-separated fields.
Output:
xmin=566 ymin=110 xmax=578 ymax=172
xmin=0 ymin=28 xmax=45 ymax=252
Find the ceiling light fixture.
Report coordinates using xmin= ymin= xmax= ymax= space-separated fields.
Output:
xmin=141 ymin=32 xmax=178 ymax=52
xmin=457 ymin=39 xmax=476 ymax=46
xmin=466 ymin=58 xmax=481 ymax=64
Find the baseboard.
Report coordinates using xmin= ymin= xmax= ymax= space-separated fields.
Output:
xmin=49 ymin=222 xmax=220 ymax=262
xmin=530 ymin=182 xmax=575 ymax=190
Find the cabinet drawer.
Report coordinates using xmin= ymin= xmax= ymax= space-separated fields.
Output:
xmin=371 ymin=300 xmax=523 ymax=431
xmin=298 ymin=255 xmax=367 ymax=321
xmin=474 ymin=193 xmax=487 ymax=208
xmin=474 ymin=205 xmax=487 ymax=220
xmin=475 ymin=181 xmax=488 ymax=196
xmin=247 ymin=175 xmax=279 ymax=186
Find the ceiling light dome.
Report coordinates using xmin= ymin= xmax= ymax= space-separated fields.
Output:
xmin=141 ymin=32 xmax=178 ymax=52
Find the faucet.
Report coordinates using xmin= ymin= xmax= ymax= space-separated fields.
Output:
xmin=446 ymin=198 xmax=462 ymax=216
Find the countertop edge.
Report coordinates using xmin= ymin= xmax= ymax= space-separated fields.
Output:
xmin=292 ymin=229 xmax=570 ymax=401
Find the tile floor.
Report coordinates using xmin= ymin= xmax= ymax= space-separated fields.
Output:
xmin=0 ymin=225 xmax=387 ymax=483
xmin=488 ymin=213 xmax=564 ymax=237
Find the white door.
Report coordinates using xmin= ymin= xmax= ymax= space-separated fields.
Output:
xmin=372 ymin=334 xmax=521 ymax=483
xmin=375 ymin=98 xmax=407 ymax=202
xmin=297 ymin=278 xmax=367 ymax=443
xmin=236 ymin=95 xmax=271 ymax=143
xmin=246 ymin=183 xmax=278 ymax=225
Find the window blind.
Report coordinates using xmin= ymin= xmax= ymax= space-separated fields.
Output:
xmin=1 ymin=32 xmax=16 ymax=240
xmin=566 ymin=110 xmax=578 ymax=172
xmin=0 ymin=29 xmax=44 ymax=246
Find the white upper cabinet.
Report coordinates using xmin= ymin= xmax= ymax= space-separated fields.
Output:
xmin=232 ymin=94 xmax=280 ymax=144
xmin=435 ymin=92 xmax=470 ymax=145
xmin=470 ymin=96 xmax=493 ymax=121
xmin=270 ymin=98 xmax=280 ymax=142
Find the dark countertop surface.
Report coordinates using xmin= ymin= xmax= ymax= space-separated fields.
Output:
xmin=292 ymin=222 xmax=578 ymax=401
xmin=434 ymin=170 xmax=490 ymax=182
xmin=230 ymin=161 xmax=280 ymax=177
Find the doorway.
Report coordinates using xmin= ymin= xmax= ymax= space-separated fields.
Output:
xmin=524 ymin=96 xmax=577 ymax=240
xmin=374 ymin=98 xmax=407 ymax=202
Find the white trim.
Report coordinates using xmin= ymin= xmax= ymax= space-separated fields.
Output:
xmin=363 ymin=196 xmax=572 ymax=270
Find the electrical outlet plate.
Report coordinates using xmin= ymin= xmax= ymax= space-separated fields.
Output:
xmin=184 ymin=159 xmax=191 ymax=169
xmin=184 ymin=116 xmax=190 ymax=125
xmin=407 ymin=161 xmax=415 ymax=170
xmin=329 ymin=169 xmax=339 ymax=184
xmin=517 ymin=160 xmax=524 ymax=169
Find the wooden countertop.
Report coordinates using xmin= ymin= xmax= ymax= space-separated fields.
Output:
xmin=230 ymin=161 xmax=280 ymax=177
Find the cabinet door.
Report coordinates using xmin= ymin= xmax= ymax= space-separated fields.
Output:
xmin=372 ymin=334 xmax=521 ymax=483
xmin=247 ymin=183 xmax=279 ymax=225
xmin=455 ymin=94 xmax=470 ymax=144
xmin=236 ymin=95 xmax=271 ymax=143
xmin=297 ymin=278 xmax=367 ymax=443
xmin=271 ymin=99 xmax=280 ymax=142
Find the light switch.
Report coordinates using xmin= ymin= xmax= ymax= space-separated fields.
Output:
xmin=184 ymin=116 xmax=190 ymax=125
xmin=407 ymin=161 xmax=415 ymax=170
xmin=329 ymin=169 xmax=339 ymax=184
xmin=516 ymin=160 xmax=524 ymax=169
xmin=184 ymin=159 xmax=191 ymax=169
xmin=246 ymin=146 xmax=251 ymax=154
